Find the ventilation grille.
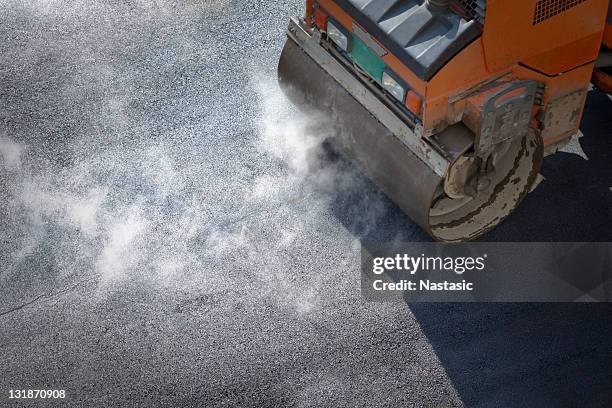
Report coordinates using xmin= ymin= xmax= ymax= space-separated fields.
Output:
xmin=533 ymin=0 xmax=587 ymax=25
xmin=451 ymin=0 xmax=486 ymax=25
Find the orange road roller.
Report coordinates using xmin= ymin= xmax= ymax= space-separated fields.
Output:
xmin=278 ymin=0 xmax=612 ymax=242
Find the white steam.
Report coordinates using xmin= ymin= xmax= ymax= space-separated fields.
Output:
xmin=0 ymin=137 xmax=24 ymax=171
xmin=1 ymin=46 xmax=386 ymax=317
xmin=96 ymin=208 xmax=148 ymax=282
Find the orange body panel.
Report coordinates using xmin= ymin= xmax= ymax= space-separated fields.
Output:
xmin=424 ymin=38 xmax=497 ymax=133
xmin=522 ymin=32 xmax=602 ymax=75
xmin=306 ymin=0 xmax=609 ymax=146
xmin=482 ymin=0 xmax=608 ymax=73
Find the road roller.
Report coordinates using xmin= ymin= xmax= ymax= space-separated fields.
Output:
xmin=278 ymin=0 xmax=612 ymax=241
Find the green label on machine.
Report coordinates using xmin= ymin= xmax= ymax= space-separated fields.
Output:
xmin=349 ymin=35 xmax=386 ymax=83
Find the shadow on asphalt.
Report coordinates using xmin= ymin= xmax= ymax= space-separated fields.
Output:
xmin=411 ymin=91 xmax=612 ymax=407
xmin=330 ymin=89 xmax=612 ymax=406
xmin=484 ymin=88 xmax=612 ymax=241
xmin=409 ymin=302 xmax=612 ymax=407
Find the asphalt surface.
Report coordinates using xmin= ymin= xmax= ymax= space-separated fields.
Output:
xmin=1 ymin=1 xmax=611 ymax=407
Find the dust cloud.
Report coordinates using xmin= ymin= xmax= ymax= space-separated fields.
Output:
xmin=0 ymin=0 xmax=391 ymax=318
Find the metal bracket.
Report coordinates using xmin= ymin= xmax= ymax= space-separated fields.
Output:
xmin=475 ymin=80 xmax=538 ymax=159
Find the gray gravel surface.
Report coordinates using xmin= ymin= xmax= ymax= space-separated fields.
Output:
xmin=0 ymin=1 xmax=611 ymax=407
